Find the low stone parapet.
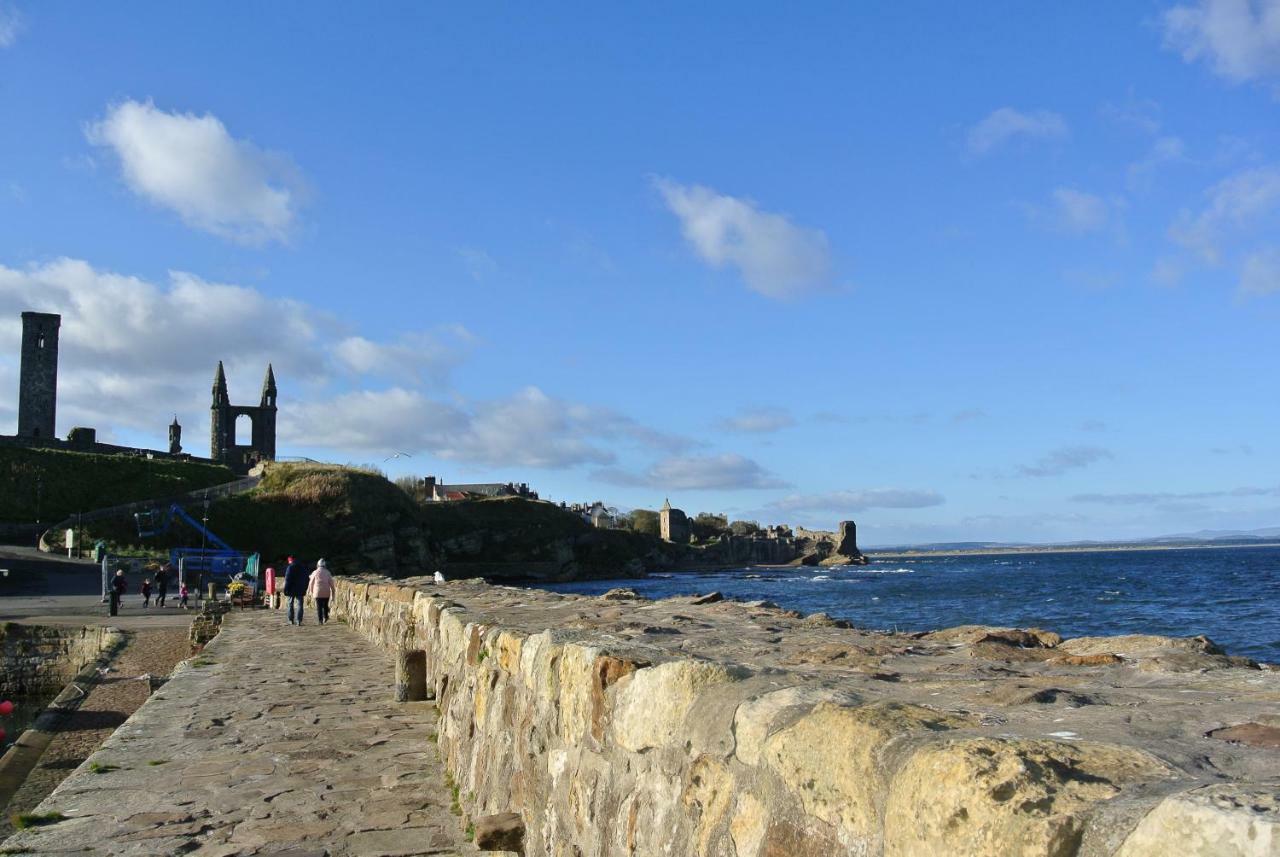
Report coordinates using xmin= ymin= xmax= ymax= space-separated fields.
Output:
xmin=333 ymin=576 xmax=1280 ymax=857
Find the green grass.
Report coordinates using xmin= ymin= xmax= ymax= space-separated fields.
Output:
xmin=87 ymin=761 xmax=119 ymax=774
xmin=146 ymin=759 xmax=167 ymax=766
xmin=465 ymin=822 xmax=475 ymax=842
xmin=190 ymin=658 xmax=215 ymax=667
xmin=0 ymin=445 xmax=234 ymax=523
xmin=444 ymin=771 xmax=462 ymax=816
xmin=11 ymin=811 xmax=66 ymax=829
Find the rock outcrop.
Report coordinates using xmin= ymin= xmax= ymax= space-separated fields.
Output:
xmin=333 ymin=578 xmax=1279 ymax=857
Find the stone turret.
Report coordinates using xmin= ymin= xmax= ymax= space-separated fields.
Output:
xmin=257 ymin=364 xmax=278 ymax=461
xmin=169 ymin=416 xmax=182 ymax=455
xmin=261 ymin=364 xmax=277 ymax=408
xmin=210 ymin=361 xmax=229 ymax=461
xmin=18 ymin=311 xmax=60 ymax=440
xmin=659 ymin=498 xmax=690 ymax=544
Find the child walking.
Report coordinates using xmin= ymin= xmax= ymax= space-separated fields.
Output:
xmin=141 ymin=578 xmax=153 ymax=608
xmin=179 ymin=582 xmax=189 ymax=609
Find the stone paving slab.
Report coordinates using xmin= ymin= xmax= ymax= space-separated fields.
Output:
xmin=2 ymin=611 xmax=480 ymax=856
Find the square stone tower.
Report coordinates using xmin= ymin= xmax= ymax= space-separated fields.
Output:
xmin=18 ymin=312 xmax=61 ymax=439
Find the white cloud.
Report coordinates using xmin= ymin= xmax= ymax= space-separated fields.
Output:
xmin=1151 ymin=256 xmax=1187 ymax=286
xmin=333 ymin=326 xmax=476 ymax=385
xmin=1015 ymin=446 xmax=1113 ymax=478
xmin=1048 ymin=188 xmax=1111 ymax=234
xmin=86 ymin=100 xmax=305 ymax=244
xmin=768 ymin=489 xmax=945 ymax=514
xmin=458 ymin=247 xmax=498 ymax=282
xmin=1128 ymin=136 xmax=1189 ymax=191
xmin=279 ymin=386 xmax=697 ymax=469
xmin=0 ymin=4 xmax=22 ymax=48
xmin=1240 ymin=246 xmax=1280 ymax=295
xmin=280 ymin=388 xmax=470 ymax=453
xmin=1101 ymin=95 xmax=1164 ymax=135
xmin=0 ymin=259 xmax=463 ymax=440
xmin=966 ymin=108 xmax=1068 ymax=155
xmin=1162 ymin=0 xmax=1280 ymax=85
xmin=1072 ymin=485 xmax=1280 ymax=504
xmin=1171 ymin=166 xmax=1280 ymax=263
xmin=654 ymin=178 xmax=833 ymax=300
xmin=0 ymin=257 xmax=700 ymax=472
xmin=951 ymin=408 xmax=987 ymax=424
xmin=597 ymin=453 xmax=787 ymax=491
xmin=716 ymin=406 xmax=796 ymax=434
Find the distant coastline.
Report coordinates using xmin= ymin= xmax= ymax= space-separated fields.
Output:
xmin=866 ymin=541 xmax=1280 ymax=560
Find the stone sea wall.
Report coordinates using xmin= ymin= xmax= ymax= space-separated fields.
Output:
xmin=0 ymin=623 xmax=120 ymax=697
xmin=333 ymin=577 xmax=1280 ymax=857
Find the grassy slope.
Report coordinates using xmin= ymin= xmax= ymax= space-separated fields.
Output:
xmin=211 ymin=464 xmax=424 ymax=563
xmin=77 ymin=462 xmax=675 ymax=577
xmin=1 ymin=446 xmax=236 ymax=523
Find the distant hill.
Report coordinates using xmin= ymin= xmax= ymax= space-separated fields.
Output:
xmin=1146 ymin=526 xmax=1280 ymax=542
xmin=72 ymin=461 xmax=685 ymax=580
xmin=868 ymin=526 xmax=1280 ymax=553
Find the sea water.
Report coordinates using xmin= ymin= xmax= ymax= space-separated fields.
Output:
xmin=540 ymin=545 xmax=1280 ymax=661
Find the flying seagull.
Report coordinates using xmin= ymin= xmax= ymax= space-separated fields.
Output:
xmin=384 ymin=451 xmax=414 ymax=462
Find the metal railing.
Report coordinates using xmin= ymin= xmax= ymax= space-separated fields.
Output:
xmin=44 ymin=476 xmax=261 ymax=535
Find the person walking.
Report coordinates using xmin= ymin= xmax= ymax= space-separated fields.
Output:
xmin=282 ymin=555 xmax=307 ymax=625
xmin=155 ymin=564 xmax=169 ymax=607
xmin=141 ymin=578 xmax=153 ymax=608
xmin=178 ymin=582 xmax=189 ymax=609
xmin=307 ymin=559 xmax=335 ymax=625
xmin=109 ymin=568 xmax=127 ymax=616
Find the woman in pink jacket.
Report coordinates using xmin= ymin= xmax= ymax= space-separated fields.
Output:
xmin=306 ymin=558 xmax=336 ymax=625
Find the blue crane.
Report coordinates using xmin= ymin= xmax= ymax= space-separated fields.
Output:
xmin=134 ymin=503 xmax=233 ymax=550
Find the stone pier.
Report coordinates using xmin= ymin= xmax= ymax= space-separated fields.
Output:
xmin=1 ymin=611 xmax=479 ymax=856
xmin=333 ymin=576 xmax=1279 ymax=857
xmin=5 ymin=576 xmax=1279 ymax=856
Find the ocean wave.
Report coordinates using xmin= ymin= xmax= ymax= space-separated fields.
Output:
xmin=858 ymin=567 xmax=915 ymax=574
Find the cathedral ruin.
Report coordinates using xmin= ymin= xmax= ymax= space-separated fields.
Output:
xmin=2 ymin=311 xmax=278 ymax=476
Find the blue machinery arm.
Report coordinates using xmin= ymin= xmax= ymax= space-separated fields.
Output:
xmin=166 ymin=503 xmax=234 ymax=551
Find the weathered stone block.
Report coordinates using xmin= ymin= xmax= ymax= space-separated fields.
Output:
xmin=1114 ymin=784 xmax=1279 ymax=857
xmin=884 ymin=738 xmax=1172 ymax=857
xmin=762 ymin=701 xmax=971 ymax=852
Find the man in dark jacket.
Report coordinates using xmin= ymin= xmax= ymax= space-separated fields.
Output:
xmin=109 ymin=568 xmax=127 ymax=616
xmin=282 ymin=556 xmax=307 ymax=625
xmin=156 ymin=562 xmax=173 ymax=607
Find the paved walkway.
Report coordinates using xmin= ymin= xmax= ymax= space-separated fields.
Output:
xmin=2 ymin=611 xmax=479 ymax=857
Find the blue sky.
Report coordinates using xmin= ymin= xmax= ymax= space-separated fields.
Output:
xmin=2 ymin=2 xmax=1279 ymax=544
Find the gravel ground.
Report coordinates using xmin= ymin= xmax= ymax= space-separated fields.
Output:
xmin=1 ymin=627 xmax=191 ymax=835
